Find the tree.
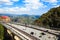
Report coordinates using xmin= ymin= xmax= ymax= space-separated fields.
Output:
xmin=34 ymin=6 xmax=60 ymax=28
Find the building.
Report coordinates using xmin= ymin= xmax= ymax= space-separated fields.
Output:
xmin=0 ymin=16 xmax=11 ymax=22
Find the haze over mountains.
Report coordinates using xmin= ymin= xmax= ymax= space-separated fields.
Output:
xmin=0 ymin=13 xmax=40 ymax=24
xmin=0 ymin=14 xmax=40 ymax=18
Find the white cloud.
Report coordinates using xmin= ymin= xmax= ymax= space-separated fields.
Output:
xmin=0 ymin=0 xmax=19 ymax=5
xmin=0 ymin=8 xmax=5 ymax=13
xmin=42 ymin=0 xmax=57 ymax=3
xmin=53 ymin=5 xmax=60 ymax=8
xmin=42 ymin=0 xmax=58 ymax=5
xmin=12 ymin=0 xmax=19 ymax=2
xmin=23 ymin=0 xmax=46 ymax=9
xmin=0 ymin=0 xmax=10 ymax=2
xmin=0 ymin=6 xmax=31 ymax=14
xmin=0 ymin=0 xmax=19 ymax=2
xmin=0 ymin=0 xmax=47 ymax=15
xmin=5 ymin=2 xmax=13 ymax=5
xmin=0 ymin=0 xmax=12 ymax=5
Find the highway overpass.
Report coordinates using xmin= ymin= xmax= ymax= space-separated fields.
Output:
xmin=0 ymin=22 xmax=60 ymax=40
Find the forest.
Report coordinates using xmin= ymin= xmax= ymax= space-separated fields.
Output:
xmin=34 ymin=6 xmax=60 ymax=30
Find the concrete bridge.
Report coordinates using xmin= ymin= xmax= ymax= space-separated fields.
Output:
xmin=1 ymin=22 xmax=60 ymax=40
xmin=4 ymin=27 xmax=22 ymax=40
xmin=1 ymin=22 xmax=40 ymax=40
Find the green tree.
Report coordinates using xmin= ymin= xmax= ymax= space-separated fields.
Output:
xmin=0 ymin=24 xmax=4 ymax=40
xmin=34 ymin=6 xmax=60 ymax=28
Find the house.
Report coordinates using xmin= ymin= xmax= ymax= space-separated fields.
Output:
xmin=0 ymin=16 xmax=11 ymax=22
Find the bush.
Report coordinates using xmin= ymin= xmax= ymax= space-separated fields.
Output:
xmin=0 ymin=24 xmax=4 ymax=40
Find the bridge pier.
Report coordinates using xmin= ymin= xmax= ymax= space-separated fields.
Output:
xmin=4 ymin=27 xmax=14 ymax=40
xmin=4 ymin=27 xmax=22 ymax=40
xmin=14 ymin=36 xmax=21 ymax=40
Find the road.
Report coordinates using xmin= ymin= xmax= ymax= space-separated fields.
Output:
xmin=1 ymin=22 xmax=40 ymax=40
xmin=6 ymin=22 xmax=59 ymax=40
xmin=11 ymin=22 xmax=60 ymax=36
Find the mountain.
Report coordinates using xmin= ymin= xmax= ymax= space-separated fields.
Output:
xmin=0 ymin=14 xmax=40 ymax=18
xmin=11 ymin=14 xmax=40 ymax=24
xmin=0 ymin=14 xmax=19 ymax=16
xmin=34 ymin=6 xmax=60 ymax=28
xmin=0 ymin=14 xmax=40 ymax=19
xmin=0 ymin=13 xmax=40 ymax=24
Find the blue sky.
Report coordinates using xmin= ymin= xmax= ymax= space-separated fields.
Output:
xmin=0 ymin=0 xmax=60 ymax=15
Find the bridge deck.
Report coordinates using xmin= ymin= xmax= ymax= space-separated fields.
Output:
xmin=1 ymin=22 xmax=40 ymax=40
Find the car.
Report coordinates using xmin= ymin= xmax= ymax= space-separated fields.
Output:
xmin=45 ymin=30 xmax=48 ymax=32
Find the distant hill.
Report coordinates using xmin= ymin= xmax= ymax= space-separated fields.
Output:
xmin=11 ymin=14 xmax=40 ymax=24
xmin=0 ymin=14 xmax=40 ymax=24
xmin=0 ymin=14 xmax=19 ymax=17
xmin=0 ymin=14 xmax=40 ymax=18
xmin=34 ymin=6 xmax=60 ymax=29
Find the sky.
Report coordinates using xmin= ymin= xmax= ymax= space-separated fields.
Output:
xmin=0 ymin=0 xmax=60 ymax=15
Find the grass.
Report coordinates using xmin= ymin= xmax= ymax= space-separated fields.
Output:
xmin=0 ymin=24 xmax=4 ymax=40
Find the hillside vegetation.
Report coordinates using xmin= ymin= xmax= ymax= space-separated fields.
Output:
xmin=34 ymin=6 xmax=60 ymax=29
xmin=0 ymin=24 xmax=4 ymax=40
xmin=12 ymin=15 xmax=40 ymax=24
